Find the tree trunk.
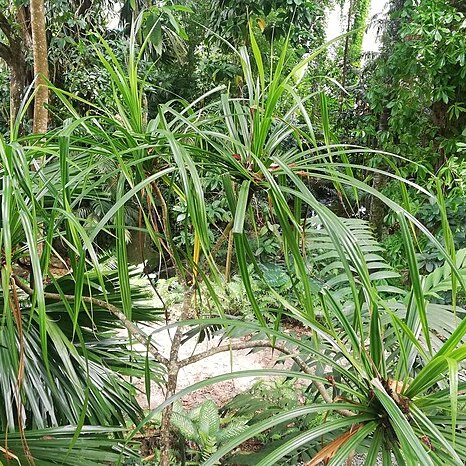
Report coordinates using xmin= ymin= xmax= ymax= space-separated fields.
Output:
xmin=368 ymin=0 xmax=407 ymax=238
xmin=159 ymin=288 xmax=193 ymax=466
xmin=369 ymin=171 xmax=386 ymax=239
xmin=0 ymin=9 xmax=30 ymax=129
xmin=9 ymin=53 xmax=28 ymax=127
xmin=30 ymin=0 xmax=49 ymax=134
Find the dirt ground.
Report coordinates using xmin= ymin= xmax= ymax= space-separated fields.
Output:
xmin=134 ymin=323 xmax=282 ymax=410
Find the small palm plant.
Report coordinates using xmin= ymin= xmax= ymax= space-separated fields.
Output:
xmin=146 ymin=251 xmax=466 ymax=464
xmin=170 ymin=400 xmax=248 ymax=463
xmin=0 ymin=133 xmax=159 ymax=464
xmin=0 ymin=15 xmax=175 ymax=461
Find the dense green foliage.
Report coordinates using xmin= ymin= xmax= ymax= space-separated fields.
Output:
xmin=1 ymin=1 xmax=466 ymax=465
xmin=353 ymin=0 xmax=466 ymax=162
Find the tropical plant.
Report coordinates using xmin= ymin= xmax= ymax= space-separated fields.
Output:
xmin=0 ymin=125 xmax=169 ymax=463
xmin=350 ymin=0 xmax=466 ymax=169
xmin=144 ymin=255 xmax=466 ymax=465
xmin=223 ymin=379 xmax=321 ymax=464
xmin=1 ymin=427 xmax=138 ymax=466
xmin=207 ymin=0 xmax=330 ymax=49
xmin=305 ymin=215 xmax=403 ymax=300
xmin=0 ymin=14 xmax=179 ymax=463
xmin=124 ymin=24 xmax=466 ymax=465
xmin=3 ymin=9 xmax=466 ymax=466
xmin=169 ymin=400 xmax=248 ymax=463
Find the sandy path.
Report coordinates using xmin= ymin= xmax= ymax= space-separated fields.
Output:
xmin=134 ymin=322 xmax=280 ymax=410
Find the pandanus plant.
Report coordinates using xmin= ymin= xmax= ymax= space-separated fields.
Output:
xmin=0 ymin=14 xmax=173 ymax=465
xmin=0 ymin=10 xmax=214 ymax=464
xmin=129 ymin=25 xmax=466 ymax=466
xmin=2 ymin=13 xmax=466 ymax=465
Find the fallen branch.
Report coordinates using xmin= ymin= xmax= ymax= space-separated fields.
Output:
xmin=177 ymin=339 xmax=354 ymax=417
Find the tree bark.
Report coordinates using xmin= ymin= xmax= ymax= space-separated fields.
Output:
xmin=159 ymin=288 xmax=194 ymax=466
xmin=0 ymin=11 xmax=29 ymax=128
xmin=9 ymin=52 xmax=28 ymax=127
xmin=30 ymin=0 xmax=49 ymax=134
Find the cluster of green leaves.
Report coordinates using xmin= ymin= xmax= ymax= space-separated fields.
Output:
xmin=350 ymin=0 xmax=466 ymax=164
xmin=0 ymin=127 xmax=166 ymax=463
xmin=133 ymin=25 xmax=466 ymax=465
xmin=171 ymin=400 xmax=248 ymax=463
xmin=223 ymin=379 xmax=324 ymax=464
xmin=330 ymin=0 xmax=466 ymax=282
xmin=0 ymin=15 xmax=177 ymax=463
xmin=208 ymin=0 xmax=329 ymax=49
xmin=379 ymin=156 xmax=466 ymax=275
xmin=0 ymin=0 xmax=335 ymax=131
xmin=3 ymin=8 xmax=466 ymax=465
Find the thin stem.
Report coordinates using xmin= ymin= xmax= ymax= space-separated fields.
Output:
xmin=12 ymin=274 xmax=169 ymax=366
xmin=159 ymin=287 xmax=194 ymax=466
xmin=206 ymin=220 xmax=234 ymax=266
xmin=178 ymin=339 xmax=354 ymax=417
xmin=225 ymin=228 xmax=234 ymax=282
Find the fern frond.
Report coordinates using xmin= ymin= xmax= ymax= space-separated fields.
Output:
xmin=199 ymin=400 xmax=221 ymax=437
xmin=199 ymin=431 xmax=218 ymax=462
xmin=217 ymin=419 xmax=248 ymax=443
xmin=171 ymin=412 xmax=198 ymax=441
xmin=306 ymin=216 xmax=400 ymax=300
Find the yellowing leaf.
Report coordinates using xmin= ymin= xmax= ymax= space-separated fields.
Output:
xmin=306 ymin=424 xmax=363 ymax=466
xmin=257 ymin=18 xmax=266 ymax=32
